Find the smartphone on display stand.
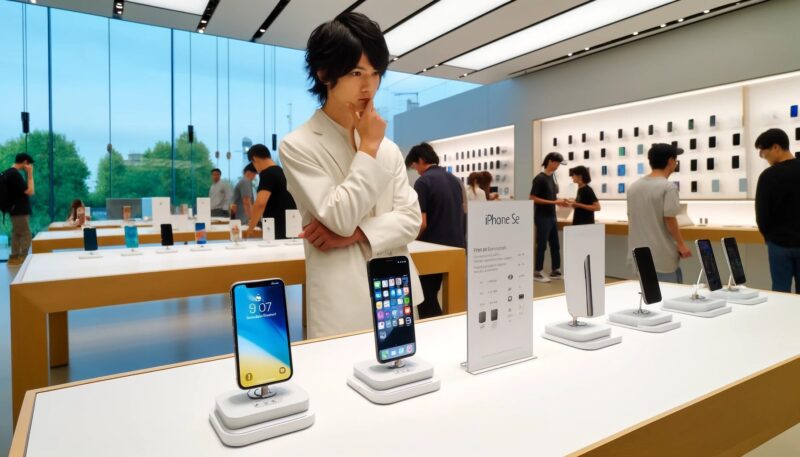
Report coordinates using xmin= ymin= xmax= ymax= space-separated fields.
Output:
xmin=368 ymin=256 xmax=416 ymax=364
xmin=696 ymin=239 xmax=723 ymax=292
xmin=124 ymin=225 xmax=139 ymax=249
xmin=83 ymin=227 xmax=98 ymax=252
xmin=230 ymin=278 xmax=293 ymax=390
xmin=195 ymin=222 xmax=207 ymax=245
xmin=721 ymin=237 xmax=746 ymax=286
xmin=158 ymin=223 xmax=176 ymax=253
xmin=632 ymin=247 xmax=662 ymax=304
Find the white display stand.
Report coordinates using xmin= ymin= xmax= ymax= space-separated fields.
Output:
xmin=190 ymin=244 xmax=212 ymax=252
xmin=121 ymin=248 xmax=143 ymax=257
xmin=156 ymin=246 xmax=178 ymax=254
xmin=346 ymin=358 xmax=440 ymax=405
xmin=78 ymin=251 xmax=103 ymax=260
xmin=544 ymin=224 xmax=621 ymax=350
xmin=709 ymin=275 xmax=768 ymax=305
xmin=663 ymin=270 xmax=732 ymax=317
xmin=608 ymin=295 xmax=681 ymax=333
xmin=258 ymin=218 xmax=277 ymax=247
xmin=209 ymin=382 xmax=315 ymax=447
xmin=465 ymin=201 xmax=535 ymax=373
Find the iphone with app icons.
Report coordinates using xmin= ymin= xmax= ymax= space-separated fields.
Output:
xmin=367 ymin=256 xmax=416 ymax=364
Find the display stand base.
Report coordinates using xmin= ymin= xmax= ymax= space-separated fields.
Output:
xmin=284 ymin=239 xmax=303 ymax=246
xmin=78 ymin=252 xmax=102 ymax=260
xmin=190 ymin=245 xmax=211 ymax=252
xmin=542 ymin=321 xmax=621 ymax=350
xmin=258 ymin=241 xmax=278 ymax=248
xmin=346 ymin=358 xmax=440 ymax=404
xmin=209 ymin=382 xmax=315 ymax=447
xmin=225 ymin=243 xmax=247 ymax=250
xmin=156 ymin=247 xmax=178 ymax=254
xmin=608 ymin=309 xmax=680 ymax=333
xmin=120 ymin=249 xmax=143 ymax=257
xmin=662 ymin=295 xmax=731 ymax=318
xmin=709 ymin=288 xmax=767 ymax=305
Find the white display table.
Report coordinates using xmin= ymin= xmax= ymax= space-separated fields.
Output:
xmin=10 ymin=282 xmax=800 ymax=456
xmin=10 ymin=241 xmax=466 ymax=424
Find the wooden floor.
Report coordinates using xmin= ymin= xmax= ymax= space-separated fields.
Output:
xmin=0 ymin=265 xmax=797 ymax=455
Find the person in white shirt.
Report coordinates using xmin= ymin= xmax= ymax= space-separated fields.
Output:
xmin=208 ymin=168 xmax=232 ymax=217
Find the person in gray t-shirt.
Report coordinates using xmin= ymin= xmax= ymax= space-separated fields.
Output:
xmin=627 ymin=143 xmax=692 ymax=283
xmin=231 ymin=163 xmax=257 ymax=225
xmin=209 ymin=168 xmax=233 ymax=217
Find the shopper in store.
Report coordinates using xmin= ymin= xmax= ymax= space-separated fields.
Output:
xmin=627 ymin=143 xmax=691 ymax=283
xmin=208 ymin=168 xmax=232 ymax=217
xmin=567 ymin=165 xmax=600 ymax=225
xmin=3 ymin=153 xmax=35 ymax=266
xmin=479 ymin=171 xmax=500 ymax=201
xmin=529 ymin=152 xmax=568 ymax=283
xmin=66 ymin=199 xmax=91 ymax=226
xmin=466 ymin=172 xmax=487 ymax=201
xmin=230 ymin=163 xmax=257 ymax=226
xmin=405 ymin=142 xmax=466 ymax=318
xmin=279 ymin=12 xmax=423 ymax=338
xmin=754 ymin=128 xmax=800 ymax=293
xmin=244 ymin=144 xmax=296 ymax=240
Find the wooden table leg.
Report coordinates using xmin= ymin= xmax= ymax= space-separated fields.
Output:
xmin=11 ymin=286 xmax=49 ymax=426
xmin=49 ymin=311 xmax=70 ymax=367
xmin=442 ymin=251 xmax=466 ymax=314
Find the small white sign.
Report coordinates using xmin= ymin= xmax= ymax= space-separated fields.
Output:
xmin=285 ymin=209 xmax=302 ymax=239
xmin=466 ymin=201 xmax=534 ymax=374
xmin=262 ymin=218 xmax=275 ymax=242
xmin=564 ymin=224 xmax=605 ymax=318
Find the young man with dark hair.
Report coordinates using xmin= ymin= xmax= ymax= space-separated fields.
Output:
xmin=754 ymin=128 xmax=800 ymax=293
xmin=627 ymin=143 xmax=691 ymax=283
xmin=529 ymin=152 xmax=568 ymax=282
xmin=231 ymin=163 xmax=257 ymax=226
xmin=279 ymin=12 xmax=423 ymax=338
xmin=4 ymin=153 xmax=35 ymax=266
xmin=244 ymin=144 xmax=296 ymax=240
xmin=567 ymin=165 xmax=600 ymax=225
xmin=406 ymin=142 xmax=465 ymax=318
xmin=208 ymin=167 xmax=232 ymax=217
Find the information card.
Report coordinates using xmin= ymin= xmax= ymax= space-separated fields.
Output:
xmin=466 ymin=201 xmax=534 ymax=374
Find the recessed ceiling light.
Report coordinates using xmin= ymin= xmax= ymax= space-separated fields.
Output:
xmin=446 ymin=0 xmax=672 ymax=70
xmin=584 ymin=47 xmax=590 ymax=51
xmin=632 ymin=31 xmax=639 ymax=36
xmin=259 ymin=28 xmax=266 ymax=33
xmin=392 ymin=57 xmax=399 ymax=62
xmin=198 ymin=29 xmax=204 ymax=34
xmin=385 ymin=0 xmax=512 ymax=56
xmin=200 ymin=19 xmax=207 ymax=24
xmin=462 ymin=73 xmax=468 ymax=77
xmin=678 ymin=18 xmax=684 ymax=22
xmin=567 ymin=53 xmax=573 ymax=56
xmin=434 ymin=64 xmax=439 ymax=68
xmin=660 ymin=23 xmax=666 ymax=28
xmin=129 ymin=0 xmax=207 ymax=15
xmin=704 ymin=9 xmax=710 ymax=13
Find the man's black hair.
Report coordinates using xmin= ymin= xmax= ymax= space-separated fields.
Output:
xmin=305 ymin=12 xmax=389 ymax=105
xmin=405 ymin=142 xmax=439 ymax=168
xmin=243 ymin=163 xmax=257 ymax=174
xmin=14 ymin=153 xmax=34 ymax=164
xmin=247 ymin=144 xmax=272 ymax=161
xmin=568 ymin=165 xmax=591 ymax=184
xmin=211 ymin=168 xmax=222 ymax=174
xmin=754 ymin=128 xmax=790 ymax=151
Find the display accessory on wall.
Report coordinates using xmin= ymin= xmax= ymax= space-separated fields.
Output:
xmin=210 ymin=278 xmax=315 ymax=446
xmin=569 ymin=152 xmax=575 ymax=161
xmin=78 ymin=227 xmax=102 ymax=259
xmin=617 ymin=164 xmax=626 ymax=177
xmin=707 ymin=158 xmax=715 ymax=171
xmin=667 ymin=121 xmax=673 ymax=133
xmin=347 ymin=256 xmax=440 ymax=404
xmin=662 ymin=239 xmax=732 ymax=317
xmin=581 ymin=133 xmax=587 ymax=143
xmin=608 ymin=247 xmax=680 ymax=333
xmin=156 ymin=223 xmax=177 ymax=254
xmin=732 ymin=156 xmax=740 ymax=169
xmin=618 ymin=183 xmax=625 ymax=194
xmin=619 ymin=146 xmax=626 ymax=157
xmin=601 ymin=165 xmax=608 ymax=176
xmin=732 ymin=133 xmax=741 ymax=146
xmin=795 ymin=127 xmax=800 ymax=141
xmin=584 ymin=150 xmax=590 ymax=159
xmin=690 ymin=138 xmax=697 ymax=150
xmin=599 ymin=130 xmax=604 ymax=141
xmin=709 ymin=136 xmax=717 ymax=148
xmin=691 ymin=181 xmax=698 ymax=193
xmin=708 ymin=237 xmax=768 ymax=304
xmin=690 ymin=159 xmax=698 ymax=172
xmin=688 ymin=118 xmax=695 ymax=130
xmin=709 ymin=115 xmax=716 ymax=127
xmin=634 ymin=127 xmax=639 ymax=137
xmin=712 ymin=180 xmax=721 ymax=192
xmin=568 ymin=135 xmax=573 ymax=145
xmin=617 ymin=128 xmax=623 ymax=139
xmin=648 ymin=124 xmax=654 ymax=135
xmin=544 ymin=224 xmax=621 ymax=350
xmin=791 ymin=104 xmax=799 ymax=118
xmin=121 ymin=225 xmax=142 ymax=256
xmin=601 ymin=148 xmax=607 ymax=158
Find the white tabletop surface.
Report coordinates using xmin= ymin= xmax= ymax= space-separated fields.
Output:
xmin=22 ymin=282 xmax=800 ymax=456
xmin=13 ymin=240 xmax=458 ymax=285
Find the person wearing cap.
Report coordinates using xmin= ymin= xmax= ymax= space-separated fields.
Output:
xmin=567 ymin=165 xmax=600 ymax=225
xmin=754 ymin=128 xmax=800 ymax=293
xmin=4 ymin=153 xmax=36 ymax=266
xmin=627 ymin=143 xmax=691 ymax=283
xmin=529 ymin=152 xmax=568 ymax=282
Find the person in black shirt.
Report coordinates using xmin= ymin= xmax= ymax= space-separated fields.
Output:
xmin=754 ymin=128 xmax=800 ymax=293
xmin=4 ymin=153 xmax=35 ymax=266
xmin=406 ymin=142 xmax=465 ymax=318
xmin=245 ymin=144 xmax=297 ymax=240
xmin=567 ymin=165 xmax=600 ymax=225
xmin=529 ymin=152 xmax=568 ymax=283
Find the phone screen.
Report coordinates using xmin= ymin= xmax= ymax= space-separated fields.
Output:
xmin=124 ymin=225 xmax=139 ymax=249
xmin=231 ymin=279 xmax=293 ymax=389
xmin=722 ymin=237 xmax=746 ymax=285
xmin=632 ymin=247 xmax=662 ymax=304
xmin=195 ymin=222 xmax=207 ymax=244
xmin=697 ymin=239 xmax=723 ymax=291
xmin=368 ymin=256 xmax=416 ymax=364
xmin=160 ymin=223 xmax=174 ymax=246
xmin=83 ymin=227 xmax=98 ymax=252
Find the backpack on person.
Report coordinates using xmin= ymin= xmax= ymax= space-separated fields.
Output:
xmin=0 ymin=168 xmax=17 ymax=216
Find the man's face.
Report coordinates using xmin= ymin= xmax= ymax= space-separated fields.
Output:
xmin=324 ymin=53 xmax=381 ymax=114
xmin=251 ymin=157 xmax=269 ymax=173
xmin=546 ymin=160 xmax=561 ymax=173
xmin=245 ymin=171 xmax=256 ymax=181
xmin=759 ymin=145 xmax=783 ymax=166
xmin=409 ymin=160 xmax=425 ymax=174
xmin=211 ymin=171 xmax=221 ymax=183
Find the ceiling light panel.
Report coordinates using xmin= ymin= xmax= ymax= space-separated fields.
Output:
xmin=385 ymin=0 xmax=512 ymax=56
xmin=447 ymin=0 xmax=673 ymax=70
xmin=129 ymin=0 xmax=208 ymax=15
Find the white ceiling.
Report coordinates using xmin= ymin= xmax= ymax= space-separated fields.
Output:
xmin=17 ymin=0 xmax=766 ymax=84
